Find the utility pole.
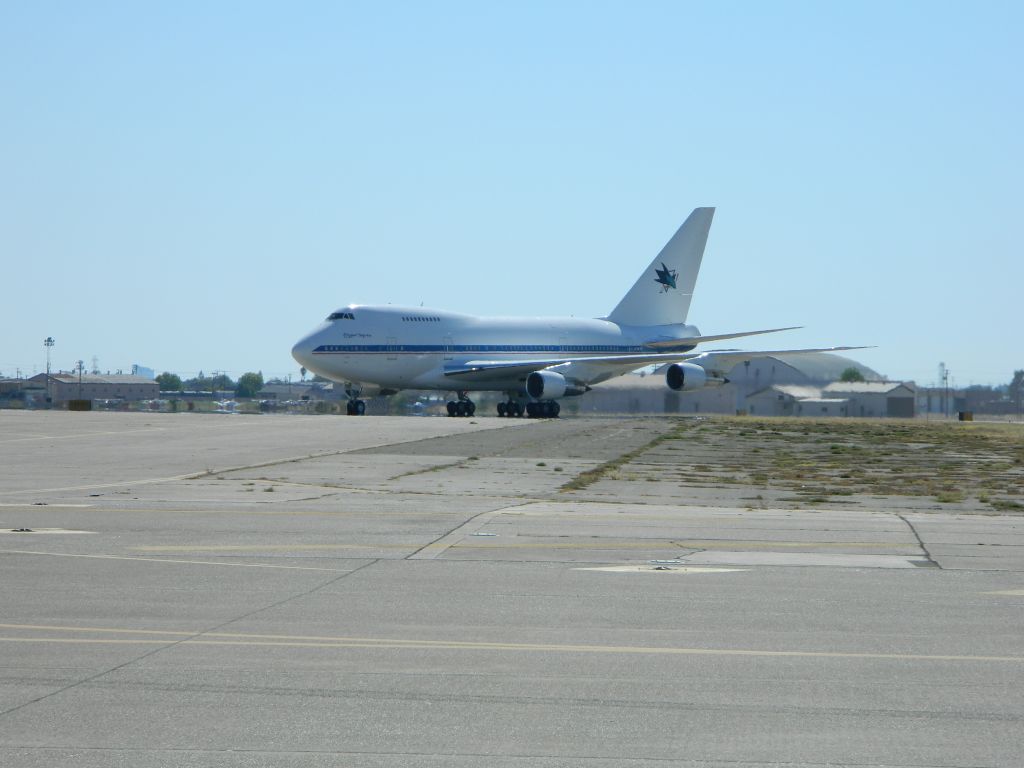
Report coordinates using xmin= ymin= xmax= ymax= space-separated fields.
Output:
xmin=44 ymin=337 xmax=55 ymax=405
xmin=76 ymin=360 xmax=85 ymax=401
xmin=942 ymin=366 xmax=950 ymax=419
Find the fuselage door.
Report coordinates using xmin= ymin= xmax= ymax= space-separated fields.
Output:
xmin=386 ymin=337 xmax=398 ymax=361
xmin=443 ymin=334 xmax=453 ymax=361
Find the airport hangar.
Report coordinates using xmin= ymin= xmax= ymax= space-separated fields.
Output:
xmin=584 ymin=352 xmax=915 ymax=417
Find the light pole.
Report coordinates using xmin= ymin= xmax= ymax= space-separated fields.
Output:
xmin=76 ymin=360 xmax=84 ymax=401
xmin=44 ymin=337 xmax=54 ymax=405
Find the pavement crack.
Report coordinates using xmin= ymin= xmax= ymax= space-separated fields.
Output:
xmin=405 ymin=502 xmax=531 ymax=559
xmin=896 ymin=513 xmax=941 ymax=569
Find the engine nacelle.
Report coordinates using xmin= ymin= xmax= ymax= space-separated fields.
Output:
xmin=527 ymin=370 xmax=568 ymax=400
xmin=665 ymin=362 xmax=708 ymax=391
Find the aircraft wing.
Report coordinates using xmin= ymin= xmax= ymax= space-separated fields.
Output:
xmin=445 ymin=346 xmax=869 ymax=383
xmin=444 ymin=354 xmax=688 ymax=382
xmin=681 ymin=347 xmax=872 ymax=377
xmin=642 ymin=326 xmax=801 ymax=349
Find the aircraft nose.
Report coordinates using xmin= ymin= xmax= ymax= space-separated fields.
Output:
xmin=291 ymin=334 xmax=316 ymax=368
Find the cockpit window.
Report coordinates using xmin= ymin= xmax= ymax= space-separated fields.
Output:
xmin=328 ymin=311 xmax=355 ymax=320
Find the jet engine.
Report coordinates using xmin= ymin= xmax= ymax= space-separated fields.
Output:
xmin=665 ymin=362 xmax=709 ymax=391
xmin=527 ymin=370 xmax=568 ymax=399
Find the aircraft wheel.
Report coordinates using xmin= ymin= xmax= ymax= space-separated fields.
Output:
xmin=525 ymin=402 xmax=537 ymax=418
xmin=551 ymin=401 xmax=561 ymax=418
xmin=354 ymin=400 xmax=366 ymax=416
xmin=467 ymin=402 xmax=476 ymax=417
xmin=497 ymin=402 xmax=507 ymax=417
xmin=346 ymin=401 xmax=355 ymax=416
xmin=455 ymin=401 xmax=467 ymax=417
xmin=447 ymin=401 xmax=457 ymax=417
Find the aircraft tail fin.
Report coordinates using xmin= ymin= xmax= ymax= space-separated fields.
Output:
xmin=607 ymin=207 xmax=714 ymax=327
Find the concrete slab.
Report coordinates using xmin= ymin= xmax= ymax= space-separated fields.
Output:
xmin=2 ymin=412 xmax=1023 ymax=767
xmin=682 ymin=551 xmax=931 ymax=568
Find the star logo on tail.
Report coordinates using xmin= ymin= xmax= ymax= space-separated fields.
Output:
xmin=654 ymin=262 xmax=678 ymax=292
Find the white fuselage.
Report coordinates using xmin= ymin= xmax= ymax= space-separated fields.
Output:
xmin=291 ymin=304 xmax=699 ymax=394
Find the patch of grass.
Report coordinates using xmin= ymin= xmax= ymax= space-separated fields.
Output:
xmin=991 ymin=498 xmax=1024 ymax=511
xmin=391 ymin=460 xmax=464 ymax=479
xmin=935 ymin=490 xmax=964 ymax=503
xmin=561 ymin=430 xmax=676 ymax=492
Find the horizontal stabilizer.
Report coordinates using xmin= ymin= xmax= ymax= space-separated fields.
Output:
xmin=644 ymin=326 xmax=801 ymax=350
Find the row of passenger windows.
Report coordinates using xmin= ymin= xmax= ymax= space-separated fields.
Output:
xmin=402 ymin=316 xmax=441 ymax=322
xmin=327 ymin=312 xmax=355 ymax=320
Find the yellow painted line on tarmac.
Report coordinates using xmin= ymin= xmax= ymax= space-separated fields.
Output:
xmin=577 ymin=565 xmax=748 ymax=574
xmin=125 ymin=540 xmax=917 ymax=554
xmin=0 ymin=623 xmax=195 ymax=636
xmin=134 ymin=544 xmax=413 ymax=552
xmin=984 ymin=589 xmax=1024 ymax=596
xmin=0 ymin=503 xmax=95 ymax=508
xmin=0 ymin=473 xmax=200 ymax=497
xmin=0 ymin=528 xmax=95 ymax=535
xmin=0 ymin=427 xmax=169 ymax=445
xmin=0 ymin=623 xmax=1020 ymax=663
xmin=0 ymin=549 xmax=362 ymax=572
xmin=672 ymin=539 xmax=911 ymax=550
xmin=449 ymin=539 xmax=913 ymax=550
xmin=0 ymin=505 xmax=431 ymax=517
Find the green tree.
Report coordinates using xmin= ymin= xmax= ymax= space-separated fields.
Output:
xmin=839 ymin=367 xmax=865 ymax=383
xmin=155 ymin=372 xmax=183 ymax=391
xmin=235 ymin=371 xmax=265 ymax=398
xmin=1009 ymin=369 xmax=1024 ymax=411
xmin=184 ymin=372 xmax=235 ymax=393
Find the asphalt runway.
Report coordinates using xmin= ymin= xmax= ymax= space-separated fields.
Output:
xmin=1 ymin=411 xmax=1022 ymax=767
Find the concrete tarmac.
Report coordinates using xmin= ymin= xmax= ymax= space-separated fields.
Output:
xmin=0 ymin=411 xmax=1022 ymax=767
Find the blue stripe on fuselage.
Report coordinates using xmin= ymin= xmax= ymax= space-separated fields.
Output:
xmin=312 ymin=344 xmax=658 ymax=354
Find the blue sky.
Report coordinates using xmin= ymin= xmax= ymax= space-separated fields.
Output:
xmin=2 ymin=2 xmax=1020 ymax=387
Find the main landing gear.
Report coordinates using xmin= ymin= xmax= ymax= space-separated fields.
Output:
xmin=497 ymin=400 xmax=523 ymax=418
xmin=447 ymin=392 xmax=476 ymax=418
xmin=497 ymin=400 xmax=559 ymax=418
xmin=527 ymin=400 xmax=560 ymax=418
xmin=346 ymin=399 xmax=366 ymax=416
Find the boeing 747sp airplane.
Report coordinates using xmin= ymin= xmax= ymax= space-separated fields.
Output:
xmin=292 ymin=208 xmax=862 ymax=417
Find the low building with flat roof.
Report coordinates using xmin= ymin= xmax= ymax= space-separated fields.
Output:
xmin=822 ymin=381 xmax=916 ymax=418
xmin=29 ymin=373 xmax=159 ymax=404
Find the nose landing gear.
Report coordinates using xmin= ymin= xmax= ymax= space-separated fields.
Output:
xmin=345 ymin=399 xmax=366 ymax=416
